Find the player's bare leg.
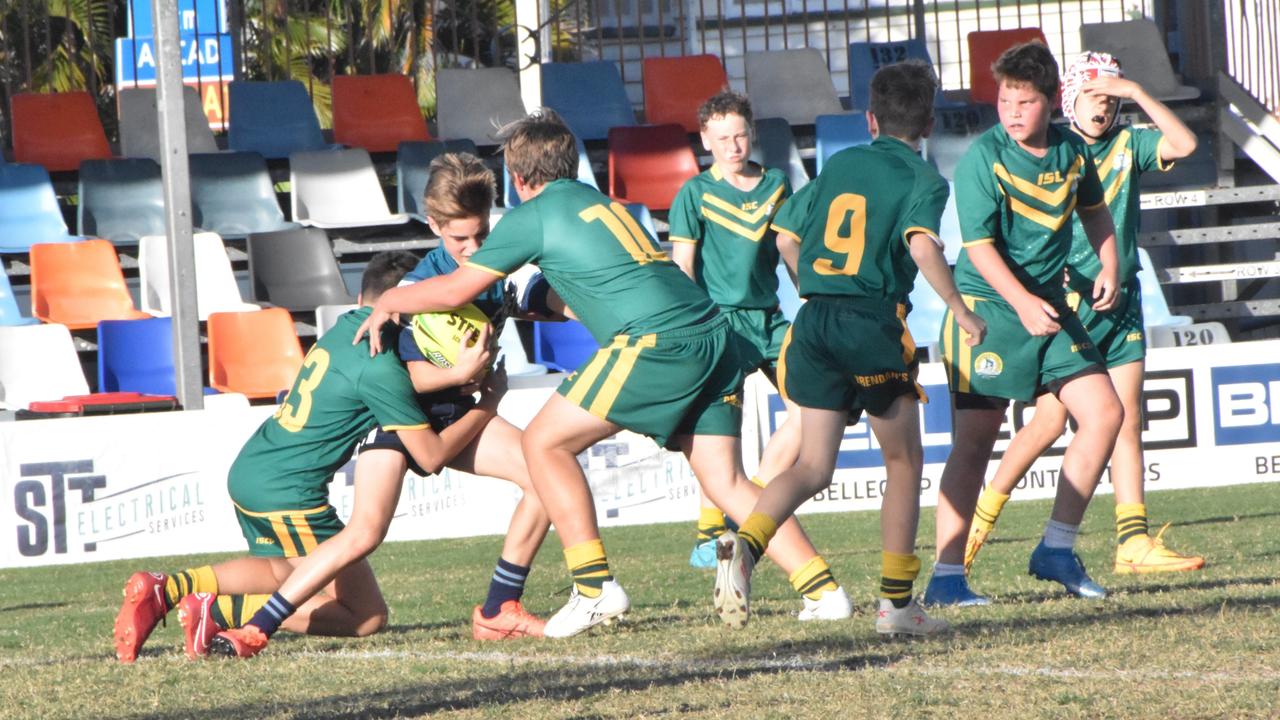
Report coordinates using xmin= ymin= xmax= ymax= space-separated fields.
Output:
xmin=753 ymin=395 xmax=803 ymax=484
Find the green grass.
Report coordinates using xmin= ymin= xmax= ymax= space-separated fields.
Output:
xmin=2 ymin=483 xmax=1279 ymax=719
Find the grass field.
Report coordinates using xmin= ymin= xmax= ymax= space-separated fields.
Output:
xmin=2 ymin=482 xmax=1278 ymax=719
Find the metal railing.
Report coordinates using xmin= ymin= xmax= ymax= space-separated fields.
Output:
xmin=1224 ymin=0 xmax=1280 ymax=113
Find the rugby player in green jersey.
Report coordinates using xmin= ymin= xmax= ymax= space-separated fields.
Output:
xmin=922 ymin=41 xmax=1125 ymax=606
xmin=113 ymin=252 xmax=505 ymax=662
xmin=965 ymin=52 xmax=1203 ymax=576
xmin=356 ymin=109 xmax=851 ymax=637
xmin=716 ymin=60 xmax=985 ymax=635
xmin=667 ymin=90 xmax=815 ymax=582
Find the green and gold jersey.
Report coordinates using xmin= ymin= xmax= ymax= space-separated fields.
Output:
xmin=228 ymin=307 xmax=428 ymax=512
xmin=770 ymin=136 xmax=949 ymax=302
xmin=953 ymin=123 xmax=1106 ymax=301
xmin=668 ymin=164 xmax=791 ymax=309
xmin=1067 ymin=126 xmax=1169 ymax=284
xmin=466 ymin=179 xmax=718 ymax=345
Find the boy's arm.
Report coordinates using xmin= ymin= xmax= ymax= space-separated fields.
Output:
xmin=672 ymin=241 xmax=697 ymax=280
xmin=909 ymin=233 xmax=985 ymax=346
xmin=395 ymin=365 xmax=507 ymax=474
xmin=406 ymin=323 xmax=494 ymax=393
xmin=1077 ymin=202 xmax=1120 ymax=311
xmin=966 ymin=242 xmax=1063 ymax=336
xmin=355 ymin=266 xmax=498 ymax=355
xmin=775 ymin=231 xmax=800 ymax=285
xmin=1085 ymin=77 xmax=1197 ymax=161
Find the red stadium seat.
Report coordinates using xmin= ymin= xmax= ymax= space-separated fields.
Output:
xmin=331 ymin=74 xmax=431 ymax=153
xmin=29 ymin=239 xmax=151 ymax=330
xmin=206 ymin=308 xmax=304 ymax=399
xmin=10 ymin=92 xmax=112 ymax=172
xmin=642 ymin=54 xmax=728 ymax=132
xmin=966 ymin=28 xmax=1049 ymax=106
xmin=607 ymin=124 xmax=700 ymax=212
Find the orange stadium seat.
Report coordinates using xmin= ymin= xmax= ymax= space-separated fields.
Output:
xmin=206 ymin=308 xmax=304 ymax=399
xmin=642 ymin=54 xmax=728 ymax=132
xmin=331 ymin=74 xmax=431 ymax=153
xmin=10 ymin=91 xmax=112 ymax=172
xmin=607 ymin=124 xmax=699 ymax=211
xmin=966 ymin=27 xmax=1048 ymax=106
xmin=29 ymin=239 xmax=151 ymax=329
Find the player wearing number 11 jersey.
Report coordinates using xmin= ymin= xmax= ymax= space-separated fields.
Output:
xmin=356 ymin=108 xmax=847 ymax=637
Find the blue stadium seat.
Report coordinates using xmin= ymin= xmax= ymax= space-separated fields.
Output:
xmin=504 ymin=134 xmax=597 ymax=207
xmin=397 ymin=139 xmax=481 ymax=221
xmin=0 ymin=271 xmax=39 ymax=326
xmin=533 ymin=320 xmax=598 ymax=373
xmin=228 ymin=80 xmax=330 ymax=159
xmin=190 ymin=152 xmax=298 ymax=239
xmin=77 ymin=158 xmax=166 ymax=246
xmin=540 ymin=61 xmax=636 ymax=141
xmin=97 ymin=317 xmax=179 ymax=395
xmin=1137 ymin=248 xmax=1192 ymax=328
xmin=906 ymin=277 xmax=948 ymax=358
xmin=750 ymin=117 xmax=809 ymax=192
xmin=847 ymin=39 xmax=960 ymax=111
xmin=815 ymin=113 xmax=873 ymax=173
xmin=775 ymin=263 xmax=801 ymax=322
xmin=0 ymin=163 xmax=82 ymax=253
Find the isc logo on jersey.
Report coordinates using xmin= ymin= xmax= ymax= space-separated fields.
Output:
xmin=410 ymin=303 xmax=490 ymax=369
xmin=1212 ymin=363 xmax=1280 ymax=446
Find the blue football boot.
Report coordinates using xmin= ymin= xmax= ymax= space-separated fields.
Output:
xmin=1028 ymin=541 xmax=1107 ymax=599
xmin=921 ymin=573 xmax=991 ymax=607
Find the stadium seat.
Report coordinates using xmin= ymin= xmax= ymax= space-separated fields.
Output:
xmin=0 ymin=323 xmax=90 ymax=410
xmin=77 ymin=158 xmax=166 ymax=246
xmin=641 ymin=54 xmax=728 ymax=132
xmin=331 ymin=74 xmax=431 ymax=153
xmin=0 ymin=163 xmax=83 ymax=253
xmin=504 ymin=134 xmax=596 ymax=207
xmin=315 ymin=303 xmax=359 ymax=337
xmin=815 ymin=113 xmax=873 ymax=173
xmin=228 ymin=80 xmax=330 ymax=159
xmin=10 ymin=91 xmax=112 ymax=172
xmin=435 ymin=67 xmax=527 ymax=146
xmin=29 ymin=239 xmax=151 ymax=329
xmin=189 ymin=152 xmax=298 ymax=239
xmin=97 ymin=317 xmax=179 ymax=395
xmin=750 ymin=117 xmax=809 ymax=192
xmin=625 ymin=203 xmax=659 ymax=241
xmin=745 ymin=49 xmax=844 ymax=126
xmin=247 ymin=226 xmax=356 ymax=310
xmin=290 ymin=148 xmax=409 ymax=228
xmin=847 ymin=39 xmax=959 ymax=111
xmin=397 ymin=139 xmax=481 ymax=220
xmin=138 ymin=232 xmax=259 ymax=320
xmin=533 ymin=320 xmax=598 ymax=373
xmin=206 ymin=307 xmax=305 ymax=399
xmin=1136 ymin=248 xmax=1193 ymax=328
xmin=118 ymin=86 xmax=219 ymax=161
xmin=0 ymin=271 xmax=39 ymax=326
xmin=540 ymin=61 xmax=637 ymax=141
xmin=1080 ymin=19 xmax=1200 ymax=102
xmin=607 ymin=124 xmax=699 ymax=211
xmin=497 ymin=318 xmax=548 ymax=376
xmin=966 ymin=28 xmax=1048 ymax=106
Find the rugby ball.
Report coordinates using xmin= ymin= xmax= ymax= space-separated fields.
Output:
xmin=410 ymin=303 xmax=491 ymax=369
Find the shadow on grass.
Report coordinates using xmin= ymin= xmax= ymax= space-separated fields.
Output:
xmin=0 ymin=601 xmax=69 ymax=612
xmin=1170 ymin=511 xmax=1280 ymax=528
xmin=992 ymin=574 xmax=1280 ymax=604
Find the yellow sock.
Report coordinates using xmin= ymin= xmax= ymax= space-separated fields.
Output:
xmin=789 ymin=556 xmax=838 ymax=601
xmin=879 ymin=552 xmax=921 ymax=608
xmin=210 ymin=593 xmax=271 ymax=629
xmin=973 ymin=487 xmax=1010 ymax=535
xmin=164 ymin=565 xmax=218 ymax=609
xmin=564 ymin=538 xmax=612 ymax=599
xmin=1116 ymin=503 xmax=1149 ymax=545
xmin=737 ymin=512 xmax=778 ymax=562
xmin=695 ymin=507 xmax=727 ymax=542
xmin=748 ymin=475 xmax=768 ymax=489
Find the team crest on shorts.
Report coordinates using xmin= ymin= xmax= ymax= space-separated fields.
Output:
xmin=974 ymin=352 xmax=1004 ymax=378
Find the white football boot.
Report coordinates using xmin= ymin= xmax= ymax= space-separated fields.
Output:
xmin=797 ymin=585 xmax=853 ymax=621
xmin=543 ymin=579 xmax=630 ymax=638
xmin=713 ymin=531 xmax=755 ymax=629
xmin=875 ymin=597 xmax=951 ymax=638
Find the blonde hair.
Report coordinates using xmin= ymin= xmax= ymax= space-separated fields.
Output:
xmin=496 ymin=108 xmax=579 ymax=188
xmin=424 ymin=152 xmax=495 ymax=223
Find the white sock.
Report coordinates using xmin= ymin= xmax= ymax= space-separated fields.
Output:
xmin=1042 ymin=519 xmax=1079 ymax=550
xmin=932 ymin=562 xmax=965 ymax=577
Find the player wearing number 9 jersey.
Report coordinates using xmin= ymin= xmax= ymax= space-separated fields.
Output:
xmin=356 ymin=108 xmax=849 ymax=637
xmin=112 ymin=252 xmax=505 ymax=662
xmin=723 ymin=59 xmax=985 ymax=637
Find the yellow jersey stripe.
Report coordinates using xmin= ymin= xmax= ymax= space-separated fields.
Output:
xmin=463 ymin=261 xmax=507 ymax=278
xmin=234 ymin=501 xmax=331 ymax=518
xmin=962 ymin=237 xmax=995 ymax=247
xmin=776 ymin=325 xmax=794 ymax=403
xmin=699 ymin=185 xmax=786 ymax=223
xmin=1007 ymin=194 xmax=1077 ymax=232
xmin=771 ymin=221 xmax=801 ymax=241
xmin=992 ymin=156 xmax=1083 ymax=206
xmin=1154 ymin=136 xmax=1176 ymax=172
xmin=270 ymin=516 xmax=299 ymax=556
xmin=902 ymin=225 xmax=942 ymax=249
xmin=701 ymin=207 xmax=770 ymax=242
xmin=668 ymin=235 xmax=698 ymax=244
xmin=564 ymin=337 xmax=625 ymax=406
xmin=958 ymin=295 xmax=979 ymax=393
xmin=382 ymin=423 xmax=429 ymax=431
xmin=293 ymin=514 xmax=318 ymax=554
xmin=588 ymin=334 xmax=656 ymax=418
xmin=942 ymin=306 xmax=958 ymax=391
xmin=1094 ymin=129 xmax=1131 ymax=178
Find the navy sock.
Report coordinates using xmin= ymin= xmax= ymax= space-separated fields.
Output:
xmin=246 ymin=591 xmax=296 ymax=637
xmin=481 ymin=558 xmax=529 ymax=619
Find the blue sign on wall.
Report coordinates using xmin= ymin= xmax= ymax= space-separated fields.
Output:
xmin=115 ymin=34 xmax=234 ymax=85
xmin=127 ymin=0 xmax=230 ymax=38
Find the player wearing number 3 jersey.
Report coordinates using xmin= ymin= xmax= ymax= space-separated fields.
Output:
xmin=356 ymin=109 xmax=849 ymax=637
